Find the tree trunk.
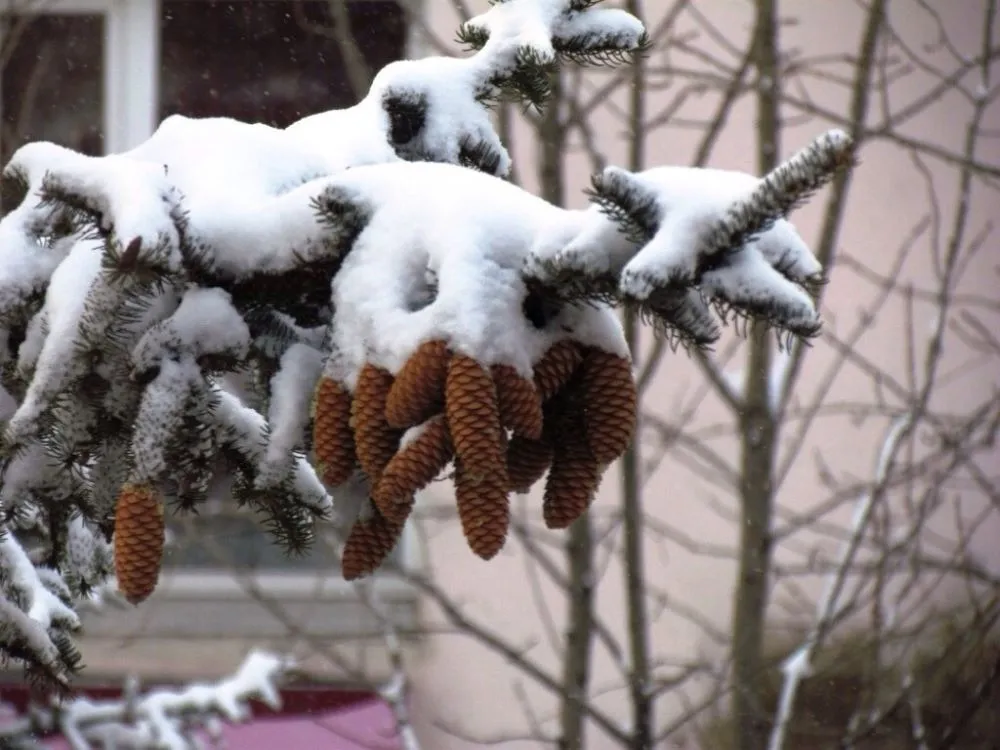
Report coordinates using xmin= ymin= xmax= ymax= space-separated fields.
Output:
xmin=622 ymin=1 xmax=653 ymax=745
xmin=732 ymin=2 xmax=780 ymax=748
xmin=559 ymin=516 xmax=595 ymax=750
xmin=538 ymin=71 xmax=597 ymax=750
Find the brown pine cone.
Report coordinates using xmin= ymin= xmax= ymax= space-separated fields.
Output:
xmin=385 ymin=340 xmax=449 ymax=429
xmin=342 ymin=506 xmax=405 ymax=580
xmin=312 ymin=376 xmax=356 ymax=487
xmin=492 ymin=364 xmax=544 ymax=440
xmin=578 ymin=348 xmax=638 ymax=466
xmin=445 ymin=354 xmax=506 ymax=483
xmin=114 ymin=483 xmax=165 ymax=605
xmin=374 ymin=415 xmax=453 ymax=523
xmin=533 ymin=339 xmax=584 ymax=401
xmin=506 ymin=434 xmax=553 ymax=493
xmin=543 ymin=396 xmax=600 ymax=529
xmin=454 ymin=460 xmax=510 ymax=560
xmin=351 ymin=363 xmax=401 ymax=483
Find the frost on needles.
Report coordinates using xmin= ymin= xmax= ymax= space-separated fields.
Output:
xmin=0 ymin=0 xmax=855 ymax=689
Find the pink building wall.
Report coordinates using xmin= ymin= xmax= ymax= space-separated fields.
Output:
xmin=403 ymin=2 xmax=1000 ymax=747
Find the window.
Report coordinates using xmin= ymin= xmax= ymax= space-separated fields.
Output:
xmin=165 ymin=502 xmax=344 ymax=572
xmin=2 ymin=0 xmax=421 ymax=656
xmin=1 ymin=0 xmax=158 ymax=158
xmin=1 ymin=0 xmax=410 ymax=159
xmin=162 ymin=492 xmax=408 ymax=574
xmin=160 ymin=0 xmax=407 ymax=126
xmin=151 ymin=0 xmax=413 ymax=591
xmin=1 ymin=12 xmax=105 ymax=164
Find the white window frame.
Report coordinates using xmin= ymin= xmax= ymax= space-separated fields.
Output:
xmin=0 ymin=0 xmax=158 ymax=155
xmin=105 ymin=0 xmax=159 ymax=153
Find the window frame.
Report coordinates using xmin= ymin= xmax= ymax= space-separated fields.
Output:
xmin=150 ymin=0 xmax=425 ymax=606
xmin=80 ymin=516 xmax=426 ymax=642
xmin=1 ymin=0 xmax=427 ymax=154
xmin=0 ymin=0 xmax=159 ymax=155
xmin=0 ymin=0 xmax=426 ymax=618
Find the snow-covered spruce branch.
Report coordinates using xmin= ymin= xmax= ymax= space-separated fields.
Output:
xmin=0 ymin=0 xmax=646 ymax=420
xmin=0 ymin=0 xmax=853 ymax=686
xmin=0 ymin=153 xmax=842 ymax=674
xmin=0 ymin=529 xmax=85 ymax=688
xmin=0 ymin=649 xmax=291 ymax=749
xmin=524 ymin=129 xmax=855 ymax=346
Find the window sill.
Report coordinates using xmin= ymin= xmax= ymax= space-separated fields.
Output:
xmin=151 ymin=569 xmax=418 ymax=602
xmin=79 ymin=521 xmax=424 ymax=642
xmin=79 ymin=570 xmax=420 ymax=641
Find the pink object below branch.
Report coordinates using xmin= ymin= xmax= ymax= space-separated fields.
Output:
xmin=0 ymin=683 xmax=403 ymax=750
xmin=39 ymin=697 xmax=402 ymax=749
xmin=215 ymin=697 xmax=404 ymax=750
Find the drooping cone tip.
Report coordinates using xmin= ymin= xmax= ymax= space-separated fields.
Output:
xmin=342 ymin=507 xmax=405 ymax=580
xmin=374 ymin=414 xmax=453 ymax=523
xmin=577 ymin=347 xmax=638 ymax=466
xmin=454 ymin=460 xmax=511 ymax=560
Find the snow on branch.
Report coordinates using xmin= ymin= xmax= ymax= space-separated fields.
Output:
xmin=458 ymin=0 xmax=648 ymax=88
xmin=305 ymin=0 xmax=645 ymax=177
xmin=0 ymin=0 xmax=852 ymax=686
xmin=0 ymin=649 xmax=291 ymax=749
xmin=524 ymin=129 xmax=855 ymax=346
xmin=0 ymin=531 xmax=83 ymax=688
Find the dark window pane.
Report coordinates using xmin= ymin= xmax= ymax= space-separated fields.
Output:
xmin=164 ymin=505 xmax=404 ymax=572
xmin=1 ymin=14 xmax=105 ymax=163
xmin=165 ymin=509 xmax=333 ymax=571
xmin=159 ymin=0 xmax=407 ymax=127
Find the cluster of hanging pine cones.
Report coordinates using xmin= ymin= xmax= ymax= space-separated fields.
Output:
xmin=313 ymin=338 xmax=638 ymax=580
xmin=110 ymin=338 xmax=639 ymax=602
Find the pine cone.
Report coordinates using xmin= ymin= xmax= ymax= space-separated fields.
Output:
xmin=114 ymin=483 xmax=165 ymax=605
xmin=578 ymin=348 xmax=638 ymax=466
xmin=533 ymin=339 xmax=584 ymax=401
xmin=351 ymin=363 xmax=401 ymax=482
xmin=506 ymin=434 xmax=553 ymax=493
xmin=374 ymin=415 xmax=453 ymax=523
xmin=454 ymin=460 xmax=509 ymax=560
xmin=342 ymin=506 xmax=405 ymax=580
xmin=312 ymin=376 xmax=356 ymax=487
xmin=492 ymin=364 xmax=544 ymax=439
xmin=445 ymin=354 xmax=506 ymax=482
xmin=385 ymin=340 xmax=449 ymax=429
xmin=543 ymin=397 xmax=600 ymax=529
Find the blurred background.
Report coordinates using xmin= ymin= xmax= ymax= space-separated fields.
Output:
xmin=1 ymin=1 xmax=998 ymax=748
